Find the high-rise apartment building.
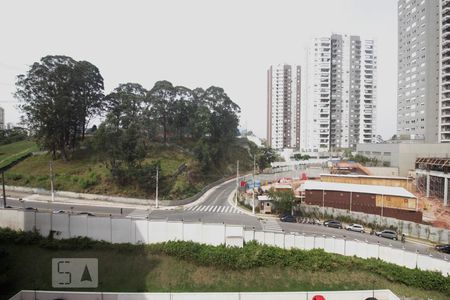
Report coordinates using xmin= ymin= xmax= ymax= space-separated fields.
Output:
xmin=266 ymin=64 xmax=301 ymax=150
xmin=302 ymin=34 xmax=377 ymax=152
xmin=397 ymin=0 xmax=440 ymax=142
xmin=440 ymin=0 xmax=450 ymax=142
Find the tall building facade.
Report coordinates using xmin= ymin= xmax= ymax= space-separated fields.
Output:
xmin=266 ymin=64 xmax=301 ymax=150
xmin=302 ymin=34 xmax=377 ymax=152
xmin=440 ymin=0 xmax=450 ymax=142
xmin=397 ymin=0 xmax=440 ymax=142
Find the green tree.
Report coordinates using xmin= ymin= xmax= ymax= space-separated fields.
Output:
xmin=95 ymin=83 xmax=148 ymax=185
xmin=147 ymin=81 xmax=175 ymax=143
xmin=268 ymin=188 xmax=295 ymax=214
xmin=16 ymin=55 xmax=104 ymax=160
xmin=257 ymin=146 xmax=277 ymax=172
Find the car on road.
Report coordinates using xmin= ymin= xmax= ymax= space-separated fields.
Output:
xmin=323 ymin=220 xmax=343 ymax=229
xmin=25 ymin=207 xmax=38 ymax=211
xmin=77 ymin=212 xmax=95 ymax=216
xmin=280 ymin=214 xmax=296 ymax=223
xmin=375 ymin=229 xmax=398 ymax=240
xmin=53 ymin=210 xmax=67 ymax=214
xmin=345 ymin=223 xmax=365 ymax=233
xmin=435 ymin=244 xmax=450 ymax=254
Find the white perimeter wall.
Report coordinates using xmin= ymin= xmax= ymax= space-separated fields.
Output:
xmin=13 ymin=290 xmax=400 ymax=300
xmin=0 ymin=208 xmax=449 ymax=277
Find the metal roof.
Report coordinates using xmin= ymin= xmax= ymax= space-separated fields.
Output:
xmin=302 ymin=180 xmax=416 ymax=198
xmin=320 ymin=173 xmax=410 ymax=180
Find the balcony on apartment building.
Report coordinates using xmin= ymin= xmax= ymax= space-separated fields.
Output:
xmin=442 ymin=115 xmax=450 ymax=126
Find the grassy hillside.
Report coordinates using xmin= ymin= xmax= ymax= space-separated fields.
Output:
xmin=4 ymin=140 xmax=252 ymax=199
xmin=0 ymin=140 xmax=38 ymax=170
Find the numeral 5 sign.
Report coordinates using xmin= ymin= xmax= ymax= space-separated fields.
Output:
xmin=52 ymin=258 xmax=98 ymax=288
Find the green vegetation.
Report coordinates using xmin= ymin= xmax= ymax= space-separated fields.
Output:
xmin=0 ymin=128 xmax=28 ymax=146
xmin=0 ymin=228 xmax=448 ymax=300
xmin=268 ymin=188 xmax=295 ymax=214
xmin=13 ymin=55 xmax=254 ymax=199
xmin=292 ymin=153 xmax=311 ymax=161
xmin=5 ymin=141 xmax=253 ymax=199
xmin=0 ymin=140 xmax=38 ymax=170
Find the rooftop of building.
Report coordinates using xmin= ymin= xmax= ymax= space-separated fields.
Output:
xmin=320 ymin=173 xmax=410 ymax=180
xmin=300 ymin=180 xmax=416 ymax=198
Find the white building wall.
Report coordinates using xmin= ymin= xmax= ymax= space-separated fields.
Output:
xmin=268 ymin=64 xmax=301 ymax=150
xmin=304 ymin=34 xmax=377 ymax=153
xmin=304 ymin=37 xmax=331 ymax=152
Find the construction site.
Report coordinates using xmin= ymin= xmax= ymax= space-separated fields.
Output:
xmin=415 ymin=157 xmax=450 ymax=228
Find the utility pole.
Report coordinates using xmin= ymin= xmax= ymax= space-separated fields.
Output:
xmin=50 ymin=160 xmax=55 ymax=204
xmin=2 ymin=171 xmax=6 ymax=208
xmin=155 ymin=167 xmax=159 ymax=209
xmin=252 ymin=155 xmax=256 ymax=215
xmin=235 ymin=160 xmax=239 ymax=207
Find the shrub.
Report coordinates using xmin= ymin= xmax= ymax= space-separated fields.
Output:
xmin=0 ymin=228 xmax=448 ymax=295
xmin=6 ymin=173 xmax=22 ymax=181
xmin=78 ymin=171 xmax=99 ymax=189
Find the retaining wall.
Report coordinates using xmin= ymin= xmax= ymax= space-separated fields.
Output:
xmin=5 ymin=176 xmax=232 ymax=207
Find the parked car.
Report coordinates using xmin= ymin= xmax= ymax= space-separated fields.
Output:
xmin=345 ymin=223 xmax=365 ymax=233
xmin=323 ymin=220 xmax=342 ymax=229
xmin=25 ymin=207 xmax=38 ymax=211
xmin=280 ymin=214 xmax=296 ymax=223
xmin=435 ymin=244 xmax=450 ymax=254
xmin=53 ymin=210 xmax=67 ymax=214
xmin=375 ymin=229 xmax=398 ymax=240
xmin=77 ymin=212 xmax=95 ymax=216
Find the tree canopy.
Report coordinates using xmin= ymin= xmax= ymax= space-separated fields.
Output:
xmin=15 ymin=55 xmax=245 ymax=192
xmin=15 ymin=55 xmax=105 ymax=160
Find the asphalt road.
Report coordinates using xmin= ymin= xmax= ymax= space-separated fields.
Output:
xmin=1 ymin=179 xmax=449 ymax=260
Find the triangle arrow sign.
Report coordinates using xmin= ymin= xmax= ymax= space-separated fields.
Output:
xmin=80 ymin=264 xmax=92 ymax=282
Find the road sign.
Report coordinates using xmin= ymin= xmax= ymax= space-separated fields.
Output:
xmin=52 ymin=258 xmax=98 ymax=288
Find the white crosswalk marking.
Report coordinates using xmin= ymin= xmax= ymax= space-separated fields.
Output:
xmin=185 ymin=204 xmax=242 ymax=214
xmin=128 ymin=209 xmax=150 ymax=219
xmin=261 ymin=219 xmax=283 ymax=233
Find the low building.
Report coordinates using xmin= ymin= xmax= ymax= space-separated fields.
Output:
xmin=320 ymin=174 xmax=413 ymax=191
xmin=356 ymin=143 xmax=450 ymax=176
xmin=258 ymin=195 xmax=273 ymax=214
xmin=415 ymin=157 xmax=449 ymax=206
xmin=299 ymin=180 xmax=421 ymax=223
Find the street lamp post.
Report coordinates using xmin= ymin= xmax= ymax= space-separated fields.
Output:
xmin=50 ymin=160 xmax=55 ymax=204
xmin=235 ymin=160 xmax=239 ymax=207
xmin=155 ymin=167 xmax=159 ymax=209
xmin=2 ymin=171 xmax=6 ymax=208
xmin=252 ymin=155 xmax=256 ymax=215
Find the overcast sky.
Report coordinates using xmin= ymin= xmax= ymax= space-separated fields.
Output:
xmin=0 ymin=0 xmax=397 ymax=140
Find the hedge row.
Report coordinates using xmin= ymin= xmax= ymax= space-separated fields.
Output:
xmin=0 ymin=228 xmax=449 ymax=295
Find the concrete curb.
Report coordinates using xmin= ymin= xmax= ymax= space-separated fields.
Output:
xmin=227 ymin=191 xmax=279 ymax=219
